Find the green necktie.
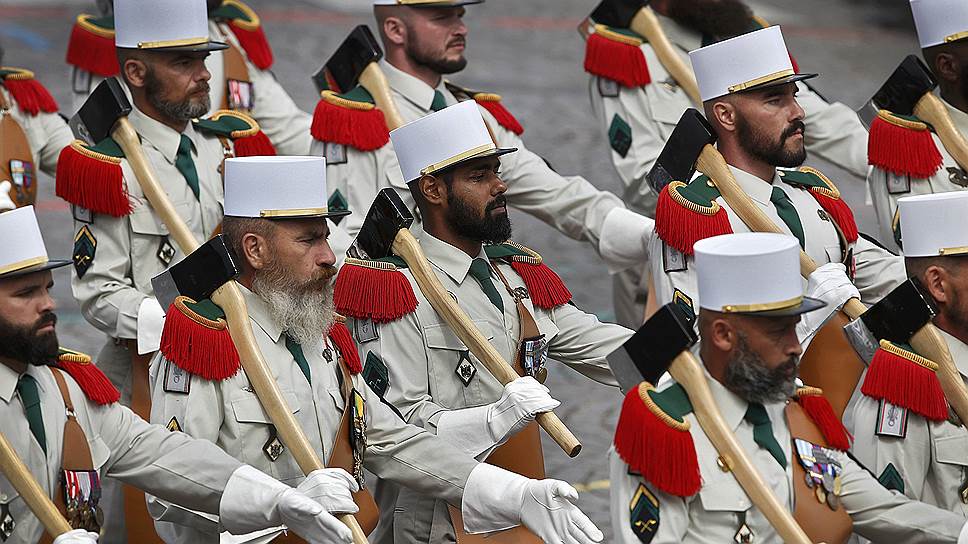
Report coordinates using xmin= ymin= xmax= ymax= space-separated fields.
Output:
xmin=18 ymin=374 xmax=46 ymax=455
xmin=770 ymin=186 xmax=805 ymax=249
xmin=176 ymin=134 xmax=200 ymax=200
xmin=285 ymin=335 xmax=312 ymax=384
xmin=468 ymin=258 xmax=504 ymax=314
xmin=430 ymin=90 xmax=448 ymax=112
xmin=744 ymin=402 xmax=786 ymax=468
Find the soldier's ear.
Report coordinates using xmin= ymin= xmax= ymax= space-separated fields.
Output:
xmin=240 ymin=231 xmax=269 ymax=271
xmin=934 ymin=51 xmax=960 ymax=85
xmin=418 ymin=174 xmax=446 ymax=207
xmin=121 ymin=56 xmax=149 ymax=89
xmin=707 ymin=316 xmax=737 ymax=353
xmin=381 ymin=14 xmax=408 ymax=48
xmin=921 ymin=264 xmax=951 ymax=306
xmin=709 ymin=99 xmax=738 ymax=134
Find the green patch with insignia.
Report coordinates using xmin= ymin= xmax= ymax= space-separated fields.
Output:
xmin=329 ymin=189 xmax=349 ymax=217
xmin=73 ymin=226 xmax=97 ymax=279
xmin=877 ymin=463 xmax=904 ymax=493
xmin=363 ymin=352 xmax=389 ymax=398
xmin=671 ymin=289 xmax=695 ymax=324
xmin=609 ymin=114 xmax=633 ymax=158
xmin=629 ymin=483 xmax=659 ymax=543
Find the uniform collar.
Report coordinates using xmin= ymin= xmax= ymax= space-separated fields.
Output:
xmin=702 ymin=366 xmax=749 ymax=432
xmin=942 ymin=97 xmax=968 ymax=139
xmin=129 ymin=105 xmax=199 ymax=165
xmin=241 ymin=283 xmax=284 ymax=343
xmin=417 ymin=230 xmax=488 ymax=285
xmin=0 ymin=363 xmax=18 ymax=403
xmin=938 ymin=327 xmax=968 ymax=378
xmin=727 ymin=164 xmax=780 ymax=207
xmin=656 ymin=12 xmax=702 ymax=53
xmin=381 ymin=60 xmax=448 ymax=113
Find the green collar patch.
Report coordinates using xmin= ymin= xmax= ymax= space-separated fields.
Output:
xmin=877 ymin=463 xmax=904 ymax=493
xmin=677 ymin=174 xmax=723 ymax=207
xmin=210 ymin=0 xmax=256 ymax=25
xmin=647 ymin=383 xmax=693 ymax=424
xmin=184 ymin=298 xmax=226 ymax=321
xmin=87 ymin=137 xmax=125 ymax=160
xmin=778 ymin=168 xmax=830 ymax=191
xmin=484 ymin=242 xmax=530 ymax=260
xmin=339 ymin=85 xmax=376 ymax=104
xmin=193 ymin=110 xmax=259 ymax=139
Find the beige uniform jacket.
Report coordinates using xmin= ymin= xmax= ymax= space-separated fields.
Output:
xmin=0 ymin=362 xmax=242 ymax=544
xmin=148 ymin=285 xmax=478 ymax=542
xmin=347 ymin=231 xmax=631 ymax=543
xmin=0 ymin=85 xmax=73 ymax=179
xmin=648 ymin=166 xmax=905 ymax=318
xmin=588 ymin=14 xmax=870 ymax=217
xmin=845 ymin=329 xmax=968 ymax=525
xmin=609 ymin=372 xmax=967 ymax=543
xmin=868 ymin=98 xmax=968 ymax=251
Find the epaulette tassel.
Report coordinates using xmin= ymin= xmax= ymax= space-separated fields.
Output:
xmin=655 ymin=182 xmax=732 ymax=255
xmin=329 ymin=320 xmax=362 ymax=375
xmin=232 ymin=130 xmax=276 ymax=157
xmin=868 ymin=111 xmax=942 ymax=179
xmin=2 ymin=77 xmax=58 ymax=116
xmin=56 ymin=355 xmax=120 ymax=406
xmin=159 ymin=297 xmax=240 ymax=381
xmin=65 ymin=16 xmax=119 ymax=78
xmin=861 ymin=340 xmax=948 ymax=421
xmin=311 ymin=91 xmax=390 ymax=152
xmin=228 ymin=21 xmax=274 ymax=70
xmin=810 ymin=190 xmax=858 ymax=243
xmin=583 ymin=28 xmax=651 ymax=88
xmin=334 ymin=259 xmax=418 ymax=323
xmin=795 ymin=387 xmax=852 ymax=450
xmin=55 ymin=141 xmax=130 ymax=217
xmin=474 ymin=94 xmax=524 ymax=135
xmin=509 ymin=260 xmax=571 ymax=309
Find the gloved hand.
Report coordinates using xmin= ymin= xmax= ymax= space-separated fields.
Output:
xmin=805 ymin=262 xmax=859 ymax=311
xmin=461 ymin=463 xmax=603 ymax=544
xmin=53 ymin=529 xmax=99 ymax=543
xmin=295 ymin=468 xmax=359 ymax=515
xmin=136 ymin=297 xmax=166 ymax=354
xmin=0 ymin=181 xmax=15 ymax=212
xmin=958 ymin=520 xmax=968 ymax=544
xmin=434 ymin=376 xmax=560 ymax=458
xmin=219 ymin=465 xmax=352 ymax=544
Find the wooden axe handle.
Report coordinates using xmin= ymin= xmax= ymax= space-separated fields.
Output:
xmin=359 ymin=63 xmax=406 ymax=131
xmin=0 ymin=431 xmax=72 ymax=537
xmin=669 ymin=352 xmax=811 ymax=544
xmin=112 ymin=119 xmax=370 ymax=543
xmin=912 ymin=324 xmax=968 ymax=426
xmin=630 ymin=7 xmax=702 ymax=105
xmin=914 ymin=92 xmax=968 ymax=174
xmin=391 ymin=229 xmax=583 ymax=457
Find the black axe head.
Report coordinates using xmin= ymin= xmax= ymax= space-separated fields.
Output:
xmin=150 ymin=235 xmax=239 ymax=310
xmin=312 ymin=25 xmax=383 ymax=95
xmin=647 ymin=108 xmax=717 ymax=193
xmin=76 ymin=77 xmax=132 ymax=144
xmin=860 ymin=277 xmax=936 ymax=343
xmin=352 ymin=188 xmax=414 ymax=261
xmin=872 ymin=55 xmax=937 ymax=116
xmin=590 ymin=0 xmax=648 ymax=28
xmin=607 ymin=303 xmax=697 ymax=393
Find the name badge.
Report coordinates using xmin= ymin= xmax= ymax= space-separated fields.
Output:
xmin=886 ymin=175 xmax=911 ymax=195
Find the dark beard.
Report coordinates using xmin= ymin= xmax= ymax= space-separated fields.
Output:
xmin=447 ymin=192 xmax=512 ymax=244
xmin=666 ymin=0 xmax=755 ymax=41
xmin=404 ymin=23 xmax=467 ymax=75
xmin=145 ymin=67 xmax=211 ymax=122
xmin=724 ymin=332 xmax=797 ymax=403
xmin=0 ymin=312 xmax=59 ymax=367
xmin=737 ymin=115 xmax=806 ymax=168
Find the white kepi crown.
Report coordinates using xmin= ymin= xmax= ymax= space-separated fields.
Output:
xmin=694 ymin=232 xmax=825 ymax=316
xmin=689 ymin=26 xmax=817 ymax=102
xmin=910 ymin=0 xmax=968 ymax=48
xmin=223 ymin=156 xmax=350 ymax=220
xmin=0 ymin=206 xmax=70 ymax=279
xmin=114 ymin=0 xmax=227 ymax=52
xmin=390 ymin=101 xmax=517 ymax=183
xmin=898 ymin=191 xmax=968 ymax=256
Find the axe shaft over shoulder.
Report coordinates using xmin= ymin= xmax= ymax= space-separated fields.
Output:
xmin=0 ymin=431 xmax=72 ymax=537
xmin=914 ymin=92 xmax=968 ymax=173
xmin=629 ymin=7 xmax=701 ymax=105
xmin=359 ymin=64 xmax=405 ymax=131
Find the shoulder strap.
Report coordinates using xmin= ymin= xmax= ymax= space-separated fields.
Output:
xmin=48 ymin=368 xmax=96 ymax=471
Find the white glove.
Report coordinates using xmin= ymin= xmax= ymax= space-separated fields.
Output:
xmin=53 ymin=529 xmax=99 ymax=543
xmin=136 ymin=297 xmax=166 ymax=354
xmin=958 ymin=520 xmax=968 ymax=544
xmin=295 ymin=468 xmax=359 ymax=515
xmin=219 ymin=465 xmax=352 ymax=544
xmin=434 ymin=376 xmax=560 ymax=458
xmin=599 ymin=207 xmax=656 ymax=274
xmin=0 ymin=181 xmax=15 ymax=212
xmin=461 ymin=463 xmax=603 ymax=544
xmin=798 ymin=263 xmax=861 ymax=347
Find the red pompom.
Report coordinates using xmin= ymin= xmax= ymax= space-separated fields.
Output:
xmin=583 ymin=31 xmax=651 ymax=88
xmin=55 ymin=142 xmax=131 ymax=217
xmin=868 ymin=113 xmax=942 ymax=179
xmin=311 ymin=95 xmax=390 ymax=152
xmin=329 ymin=321 xmax=362 ymax=375
xmin=861 ymin=342 xmax=948 ymax=421
xmin=334 ymin=260 xmax=418 ymax=323
xmin=233 ymin=130 xmax=276 ymax=157
xmin=2 ymin=78 xmax=58 ymax=116
xmin=159 ymin=300 xmax=240 ymax=381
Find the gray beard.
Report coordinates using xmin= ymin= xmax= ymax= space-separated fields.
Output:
xmin=724 ymin=333 xmax=797 ymax=404
xmin=252 ymin=276 xmax=335 ymax=348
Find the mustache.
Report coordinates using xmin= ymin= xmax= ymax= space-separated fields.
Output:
xmin=781 ymin=120 xmax=805 ymax=141
xmin=448 ymin=37 xmax=466 ymax=48
xmin=34 ymin=312 xmax=56 ymax=333
xmin=486 ymin=196 xmax=507 ymax=213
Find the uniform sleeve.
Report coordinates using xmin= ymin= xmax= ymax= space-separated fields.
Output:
xmin=608 ymin=448 xmax=687 ymax=544
xmin=310 ymin=140 xmax=386 ymax=239
xmin=797 ymin=84 xmax=870 ymax=181
xmin=839 ymin=451 xmax=965 ymax=542
xmin=865 ymin=166 xmax=905 ymax=252
xmin=851 ymin=234 xmax=906 ymax=306
xmin=36 ymin=112 xmax=74 ymax=178
xmin=246 ymin=60 xmax=313 ymax=156
xmin=544 ymin=302 xmax=628 ymax=387
xmin=648 ymin=234 xmax=699 ymax=321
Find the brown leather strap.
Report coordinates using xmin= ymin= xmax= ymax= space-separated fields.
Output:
xmin=797 ymin=312 xmax=864 ymax=418
xmin=0 ymin=112 xmax=37 ymax=207
xmin=220 ymin=41 xmax=251 ymax=111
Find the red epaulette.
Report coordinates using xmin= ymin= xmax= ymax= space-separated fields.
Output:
xmin=65 ymin=14 xmax=119 ymax=78
xmin=193 ymin=109 xmax=276 ymax=156
xmin=445 ymin=82 xmax=525 ymax=135
xmin=778 ymin=167 xmax=858 ymax=243
xmin=311 ymin=88 xmax=390 ymax=152
xmin=0 ymin=68 xmax=58 ymax=116
xmin=329 ymin=317 xmax=362 ymax=375
xmin=55 ymin=138 xmax=130 ymax=217
xmin=334 ymin=257 xmax=418 ymax=324
xmin=655 ymin=176 xmax=732 ymax=255
xmin=160 ymin=297 xmax=241 ymax=381
xmin=210 ymin=0 xmax=273 ymax=70
xmin=861 ymin=341 xmax=948 ymax=421
xmin=793 ymin=386 xmax=852 ymax=450
xmin=583 ymin=24 xmax=650 ymax=89
xmin=485 ymin=241 xmax=571 ymax=309
xmin=868 ymin=109 xmax=943 ymax=179
xmin=55 ymin=349 xmax=120 ymax=406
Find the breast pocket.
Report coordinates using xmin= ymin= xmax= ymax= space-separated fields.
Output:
xmin=934 ymin=432 xmax=968 ymax=467
xmin=423 ymin=320 xmax=496 ymax=407
xmin=230 ymin=390 xmax=303 ymax=481
xmin=698 ymin=475 xmax=752 ymax=514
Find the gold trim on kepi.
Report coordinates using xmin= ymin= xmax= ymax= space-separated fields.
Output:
xmin=728 ymin=69 xmax=795 ymax=93
xmin=722 ymin=295 xmax=803 ymax=314
xmin=138 ymin=37 xmax=209 ymax=49
xmin=939 ymin=246 xmax=968 ymax=256
xmin=0 ymin=256 xmax=48 ymax=276
xmin=420 ymin=143 xmax=496 ymax=176
xmin=260 ymin=207 xmax=331 ymax=218
xmin=946 ymin=31 xmax=968 ymax=43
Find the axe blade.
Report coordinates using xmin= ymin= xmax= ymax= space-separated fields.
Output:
xmin=872 ymin=55 xmax=936 ymax=116
xmin=607 ymin=303 xmax=697 ymax=393
xmin=855 ymin=99 xmax=879 ymax=131
xmin=352 ymin=188 xmax=414 ymax=261
xmin=151 ymin=235 xmax=239 ymax=310
xmin=647 ymin=108 xmax=716 ymax=193
xmin=589 ymin=0 xmax=648 ymax=28
xmin=842 ymin=278 xmax=937 ymax=363
xmin=76 ymin=77 xmax=132 ymax=144
xmin=312 ymin=25 xmax=382 ymax=95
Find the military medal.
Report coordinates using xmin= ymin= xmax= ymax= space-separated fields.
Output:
xmin=520 ymin=335 xmax=549 ymax=384
xmin=61 ymin=469 xmax=102 ymax=533
xmin=349 ymin=389 xmax=367 ymax=489
xmin=794 ymin=439 xmax=843 ymax=511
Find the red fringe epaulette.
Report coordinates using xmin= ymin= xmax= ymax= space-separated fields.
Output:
xmin=56 ymin=139 xmax=130 ymax=217
xmin=473 ymin=93 xmax=524 ymax=136
xmin=868 ymin=110 xmax=942 ymax=179
xmin=583 ymin=25 xmax=651 ymax=88
xmin=0 ymin=68 xmax=58 ymax=116
xmin=655 ymin=180 xmax=732 ymax=255
xmin=614 ymin=382 xmax=700 ymax=497
xmin=311 ymin=90 xmax=389 ymax=152
xmin=492 ymin=241 xmax=571 ymax=309
xmin=213 ymin=0 xmax=274 ymax=70
xmin=861 ymin=340 xmax=948 ymax=421
xmin=329 ymin=318 xmax=362 ymax=375
xmin=159 ymin=296 xmax=240 ymax=381
xmin=56 ymin=349 xmax=120 ymax=405
xmin=193 ymin=110 xmax=276 ymax=156
xmin=787 ymin=167 xmax=858 ymax=243
xmin=794 ymin=386 xmax=852 ymax=450
xmin=334 ymin=258 xmax=418 ymax=323
xmin=65 ymin=14 xmax=119 ymax=78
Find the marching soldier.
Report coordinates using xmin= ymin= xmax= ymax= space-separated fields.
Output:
xmin=148 ymin=155 xmax=605 ymax=544
xmin=845 ymin=191 xmax=968 ymax=523
xmin=867 ymin=0 xmax=968 ymax=250
xmin=610 ymin=231 xmax=968 ymax=543
xmin=336 ymin=101 xmax=630 ymax=542
xmin=0 ymin=205 xmax=374 ymax=544
xmin=66 ymin=0 xmax=310 ymax=155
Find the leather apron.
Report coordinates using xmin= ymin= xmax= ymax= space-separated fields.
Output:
xmin=0 ymin=89 xmax=37 ymax=207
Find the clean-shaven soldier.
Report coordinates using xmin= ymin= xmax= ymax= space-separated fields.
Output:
xmin=149 ymin=155 xmax=605 ymax=544
xmin=867 ymin=0 xmax=968 ymax=250
xmin=0 ymin=206 xmax=377 ymax=544
xmin=311 ymin=0 xmax=655 ymax=276
xmin=337 ymin=101 xmax=630 ymax=543
xmin=845 ymin=191 xmax=968 ymax=528
xmin=610 ymin=232 xmax=968 ymax=543
xmin=648 ymin=26 xmax=903 ymax=341
xmin=66 ymin=0 xmax=310 ymax=155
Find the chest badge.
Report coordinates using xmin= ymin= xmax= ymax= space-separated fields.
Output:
xmin=455 ymin=351 xmax=477 ymax=387
xmin=157 ymin=237 xmax=176 ymax=266
xmin=263 ymin=425 xmax=285 ymax=462
xmin=948 ymin=167 xmax=968 ymax=188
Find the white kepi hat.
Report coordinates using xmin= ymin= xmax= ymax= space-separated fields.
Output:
xmin=0 ymin=206 xmax=70 ymax=279
xmin=689 ymin=26 xmax=817 ymax=102
xmin=910 ymin=0 xmax=968 ymax=48
xmin=694 ymin=232 xmax=826 ymax=316
xmin=372 ymin=0 xmax=484 ymax=6
xmin=223 ymin=156 xmax=350 ymax=220
xmin=114 ymin=0 xmax=227 ymax=52
xmin=898 ymin=191 xmax=968 ymax=256
xmin=390 ymin=100 xmax=517 ymax=183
